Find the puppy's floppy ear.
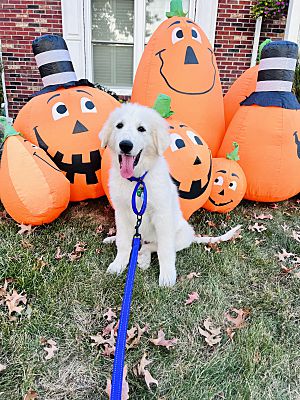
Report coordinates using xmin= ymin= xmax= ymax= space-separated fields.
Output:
xmin=99 ymin=114 xmax=114 ymax=148
xmin=151 ymin=110 xmax=170 ymax=156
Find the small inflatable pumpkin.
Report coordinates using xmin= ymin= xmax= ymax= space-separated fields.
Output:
xmin=203 ymin=142 xmax=247 ymax=213
xmin=131 ymin=0 xmax=224 ymax=156
xmin=224 ymin=40 xmax=271 ymax=130
xmin=218 ymin=41 xmax=300 ymax=202
xmin=0 ymin=118 xmax=70 ymax=225
xmin=14 ymin=35 xmax=119 ymax=202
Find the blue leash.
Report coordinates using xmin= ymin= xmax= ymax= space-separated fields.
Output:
xmin=110 ymin=172 xmax=148 ymax=400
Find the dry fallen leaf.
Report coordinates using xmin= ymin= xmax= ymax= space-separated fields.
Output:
xmin=254 ymin=213 xmax=273 ymax=220
xmin=105 ymin=365 xmax=129 ymax=400
xmin=0 ymin=364 xmax=6 ymax=373
xmin=199 ymin=318 xmax=222 ymax=346
xmin=281 ymin=223 xmax=289 ymax=232
xmin=224 ymin=308 xmax=250 ymax=329
xmin=134 ymin=353 xmax=158 ymax=390
xmin=68 ymin=241 xmax=87 ymax=261
xmin=127 ymin=324 xmax=149 ymax=349
xmin=185 ymin=291 xmax=199 ymax=305
xmin=55 ymin=247 xmax=66 ymax=260
xmin=5 ymin=289 xmax=27 ymax=321
xmin=150 ymin=329 xmax=178 ymax=350
xmin=186 ymin=272 xmax=200 ymax=280
xmin=226 ymin=327 xmax=235 ymax=341
xmin=33 ymin=257 xmax=47 ymax=271
xmin=17 ymin=224 xmax=34 ymax=235
xmin=276 ymin=249 xmax=295 ymax=262
xmin=292 ymin=231 xmax=300 ymax=243
xmin=23 ymin=389 xmax=38 ymax=400
xmin=43 ymin=339 xmax=58 ymax=360
xmin=102 ymin=321 xmax=117 ymax=337
xmin=248 ymin=223 xmax=267 ymax=233
xmin=103 ymin=308 xmax=117 ymax=322
xmin=206 ymin=220 xmax=216 ymax=227
xmin=96 ymin=224 xmax=104 ymax=234
xmin=108 ymin=227 xmax=116 ymax=236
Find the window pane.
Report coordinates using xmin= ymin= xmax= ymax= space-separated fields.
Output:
xmin=145 ymin=0 xmax=190 ymax=42
xmin=93 ymin=44 xmax=133 ymax=87
xmin=92 ymin=0 xmax=134 ymax=43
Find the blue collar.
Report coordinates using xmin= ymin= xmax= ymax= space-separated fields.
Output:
xmin=127 ymin=171 xmax=148 ymax=183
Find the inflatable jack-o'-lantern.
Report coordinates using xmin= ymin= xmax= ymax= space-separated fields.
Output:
xmin=0 ymin=117 xmax=70 ymax=225
xmin=218 ymin=41 xmax=300 ymax=202
xmin=203 ymin=142 xmax=247 ymax=213
xmin=100 ymin=94 xmax=212 ymax=220
xmin=14 ymin=35 xmax=119 ymax=202
xmin=131 ymin=0 xmax=224 ymax=156
xmin=224 ymin=40 xmax=272 ymax=129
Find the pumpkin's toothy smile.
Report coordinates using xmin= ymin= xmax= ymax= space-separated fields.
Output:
xmin=118 ymin=150 xmax=142 ymax=179
xmin=208 ymin=197 xmax=233 ymax=207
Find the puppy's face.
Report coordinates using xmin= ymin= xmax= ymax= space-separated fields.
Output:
xmin=99 ymin=103 xmax=170 ymax=179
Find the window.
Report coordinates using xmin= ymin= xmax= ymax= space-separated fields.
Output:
xmin=90 ymin=0 xmax=195 ymax=94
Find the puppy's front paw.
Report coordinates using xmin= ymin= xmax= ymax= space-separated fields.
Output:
xmin=159 ymin=268 xmax=177 ymax=287
xmin=107 ymin=260 xmax=126 ymax=275
xmin=138 ymin=251 xmax=151 ymax=270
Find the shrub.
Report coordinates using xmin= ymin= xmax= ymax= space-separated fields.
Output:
xmin=251 ymin=0 xmax=289 ymax=19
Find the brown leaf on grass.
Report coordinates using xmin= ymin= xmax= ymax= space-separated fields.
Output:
xmin=0 ymin=364 xmax=6 ymax=372
xmin=33 ymin=257 xmax=47 ymax=271
xmin=21 ymin=239 xmax=34 ymax=249
xmin=186 ymin=272 xmax=200 ymax=280
xmin=281 ymin=223 xmax=289 ymax=232
xmin=126 ymin=327 xmax=137 ymax=342
xmin=185 ymin=291 xmax=199 ymax=305
xmin=43 ymin=339 xmax=58 ymax=360
xmin=127 ymin=324 xmax=149 ymax=349
xmin=248 ymin=223 xmax=267 ymax=233
xmin=55 ymin=247 xmax=66 ymax=260
xmin=90 ymin=333 xmax=106 ymax=347
xmin=0 ymin=210 xmax=8 ymax=220
xmin=108 ymin=227 xmax=116 ymax=236
xmin=254 ymin=213 xmax=273 ymax=220
xmin=102 ymin=321 xmax=117 ymax=337
xmin=96 ymin=224 xmax=104 ymax=234
xmin=270 ymin=203 xmax=279 ymax=209
xmin=68 ymin=241 xmax=87 ymax=261
xmin=105 ymin=365 xmax=129 ymax=400
xmin=134 ymin=353 xmax=158 ymax=390
xmin=150 ymin=329 xmax=178 ymax=350
xmin=224 ymin=308 xmax=250 ymax=329
xmin=103 ymin=308 xmax=117 ymax=322
xmin=253 ymin=351 xmax=261 ymax=364
xmin=5 ymin=289 xmax=27 ymax=321
xmin=206 ymin=220 xmax=216 ymax=227
xmin=276 ymin=249 xmax=295 ymax=262
xmin=280 ymin=264 xmax=297 ymax=274
xmin=226 ymin=327 xmax=235 ymax=341
xmin=23 ymin=389 xmax=38 ymax=400
xmin=292 ymin=231 xmax=300 ymax=243
xmin=17 ymin=224 xmax=34 ymax=235
xmin=199 ymin=318 xmax=222 ymax=346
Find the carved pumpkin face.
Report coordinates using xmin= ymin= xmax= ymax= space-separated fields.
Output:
xmin=132 ymin=14 xmax=225 ymax=156
xmin=164 ymin=120 xmax=212 ymax=220
xmin=0 ymin=135 xmax=70 ymax=225
xmin=203 ymin=158 xmax=247 ymax=213
xmin=14 ymin=86 xmax=119 ymax=202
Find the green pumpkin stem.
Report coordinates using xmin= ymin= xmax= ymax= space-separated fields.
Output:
xmin=0 ymin=116 xmax=20 ymax=142
xmin=166 ymin=0 xmax=188 ymax=18
xmin=152 ymin=94 xmax=174 ymax=119
xmin=257 ymin=38 xmax=272 ymax=63
xmin=226 ymin=142 xmax=240 ymax=161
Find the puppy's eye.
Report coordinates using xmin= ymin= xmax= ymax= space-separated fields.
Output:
xmin=137 ymin=126 xmax=146 ymax=132
xmin=116 ymin=122 xmax=124 ymax=129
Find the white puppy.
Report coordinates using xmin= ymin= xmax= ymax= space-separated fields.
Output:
xmin=99 ymin=103 xmax=195 ymax=287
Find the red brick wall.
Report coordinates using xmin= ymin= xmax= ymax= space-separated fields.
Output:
xmin=0 ymin=0 xmax=63 ymax=118
xmin=215 ymin=0 xmax=287 ymax=93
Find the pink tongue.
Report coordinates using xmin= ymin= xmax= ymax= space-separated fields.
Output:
xmin=120 ymin=154 xmax=135 ymax=178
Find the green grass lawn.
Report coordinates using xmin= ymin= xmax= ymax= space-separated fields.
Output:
xmin=0 ymin=197 xmax=299 ymax=400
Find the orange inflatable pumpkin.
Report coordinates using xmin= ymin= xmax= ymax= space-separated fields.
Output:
xmin=131 ymin=0 xmax=224 ymax=156
xmin=0 ymin=118 xmax=70 ymax=225
xmin=101 ymin=95 xmax=212 ymax=220
xmin=203 ymin=142 xmax=247 ymax=213
xmin=218 ymin=41 xmax=300 ymax=202
xmin=224 ymin=65 xmax=258 ymax=130
xmin=14 ymin=35 xmax=119 ymax=202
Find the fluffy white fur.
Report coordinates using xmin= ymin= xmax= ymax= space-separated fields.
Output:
xmin=99 ymin=103 xmax=195 ymax=287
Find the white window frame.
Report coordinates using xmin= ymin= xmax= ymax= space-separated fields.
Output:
xmin=62 ymin=0 xmax=219 ymax=96
xmin=285 ymin=0 xmax=300 ymax=45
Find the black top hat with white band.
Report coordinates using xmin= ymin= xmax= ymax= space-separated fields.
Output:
xmin=242 ymin=40 xmax=300 ymax=110
xmin=32 ymin=34 xmax=94 ymax=96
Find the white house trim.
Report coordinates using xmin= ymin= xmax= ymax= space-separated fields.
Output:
xmin=250 ymin=16 xmax=262 ymax=67
xmin=285 ymin=0 xmax=300 ymax=44
xmin=195 ymin=0 xmax=219 ymax=47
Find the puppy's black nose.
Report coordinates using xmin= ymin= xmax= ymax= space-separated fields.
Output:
xmin=119 ymin=140 xmax=133 ymax=154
